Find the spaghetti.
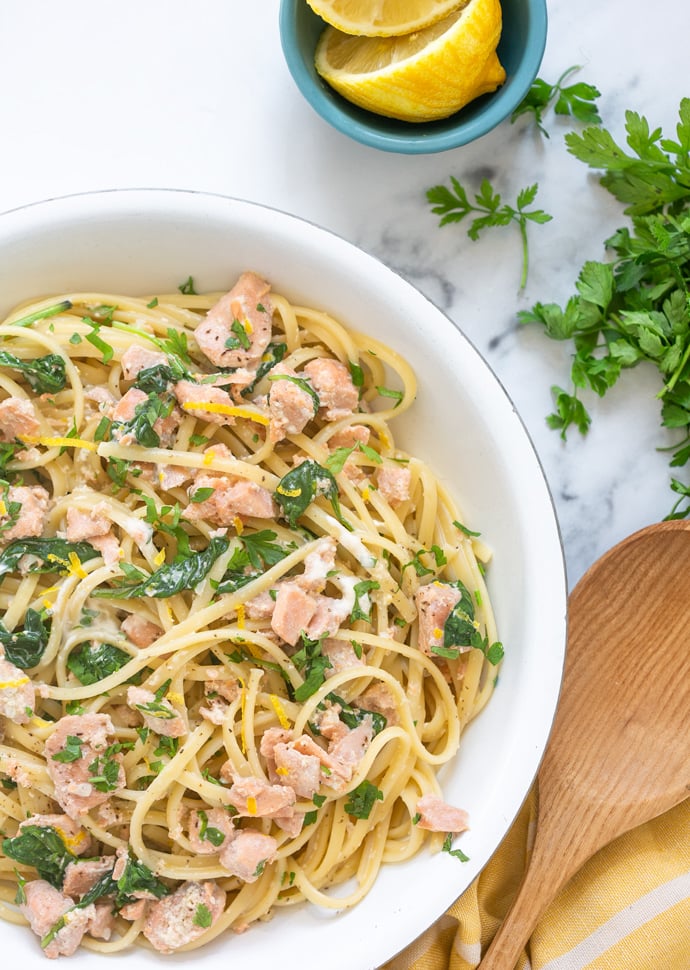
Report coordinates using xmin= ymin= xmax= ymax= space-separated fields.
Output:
xmin=0 ymin=271 xmax=502 ymax=956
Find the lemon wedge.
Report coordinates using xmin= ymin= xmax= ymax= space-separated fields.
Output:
xmin=315 ymin=0 xmax=506 ymax=123
xmin=305 ymin=0 xmax=469 ymax=37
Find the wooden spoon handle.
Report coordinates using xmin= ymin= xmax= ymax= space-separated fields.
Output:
xmin=477 ymin=821 xmax=575 ymax=969
xmin=476 ymin=832 xmax=564 ymax=968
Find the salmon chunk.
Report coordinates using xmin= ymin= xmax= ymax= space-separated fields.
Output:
xmin=376 ymin=464 xmax=412 ymax=508
xmin=143 ymin=880 xmax=226 ymax=953
xmin=173 ymin=380 xmax=236 ymax=426
xmin=321 ymin=638 xmax=364 ymax=679
xmin=183 ymin=472 xmax=276 ymax=525
xmin=1 ymin=485 xmax=50 ymax=542
xmin=415 ymin=794 xmax=469 ymax=833
xmin=223 ymin=772 xmax=296 ymax=818
xmin=44 ymin=713 xmax=125 ymax=818
xmin=194 ymin=272 xmax=273 ymax=369
xmin=0 ymin=657 xmax=35 ymax=721
xmin=20 ymin=879 xmax=97 ymax=958
xmin=120 ymin=345 xmax=168 ymax=381
xmin=110 ymin=387 xmax=148 ymax=423
xmin=219 ymin=830 xmax=277 ymax=883
xmin=271 ymin=581 xmax=318 ymax=646
xmin=299 ymin=537 xmax=337 ymax=592
xmin=65 ymin=506 xmax=111 ymax=542
xmin=414 ymin=583 xmax=462 ymax=656
xmin=87 ymin=531 xmax=122 ymax=565
xmin=121 ymin=614 xmax=163 ymax=648
xmin=0 ymin=396 xmax=40 ymax=441
xmin=188 ymin=807 xmax=235 ymax=855
xmin=303 ymin=358 xmax=359 ymax=420
xmin=127 ymin=685 xmax=187 ymax=738
xmin=328 ymin=425 xmax=370 ymax=450
xmin=62 ymin=857 xmax=114 ymax=898
xmin=267 ymin=366 xmax=315 ymax=443
xmin=271 ymin=741 xmax=322 ymax=799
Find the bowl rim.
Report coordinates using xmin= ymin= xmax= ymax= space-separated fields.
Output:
xmin=279 ymin=0 xmax=549 ymax=154
xmin=0 ymin=187 xmax=567 ymax=968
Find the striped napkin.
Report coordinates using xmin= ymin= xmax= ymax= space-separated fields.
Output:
xmin=382 ymin=789 xmax=690 ymax=970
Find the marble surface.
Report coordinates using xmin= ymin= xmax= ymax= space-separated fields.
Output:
xmin=0 ymin=0 xmax=687 ymax=587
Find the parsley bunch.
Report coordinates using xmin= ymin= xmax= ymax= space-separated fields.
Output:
xmin=521 ymin=98 xmax=690 ymax=516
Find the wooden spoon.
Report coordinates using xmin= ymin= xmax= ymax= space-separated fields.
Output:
xmin=479 ymin=519 xmax=690 ymax=969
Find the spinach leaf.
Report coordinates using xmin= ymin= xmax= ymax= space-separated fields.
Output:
xmin=1 ymin=826 xmax=76 ymax=888
xmin=0 ymin=538 xmax=100 ymax=581
xmin=133 ymin=359 xmax=191 ymax=394
xmin=67 ymin=641 xmax=131 ymax=685
xmin=0 ymin=608 xmax=50 ymax=668
xmin=93 ymin=536 xmax=230 ymax=599
xmin=275 ymin=459 xmax=350 ymax=529
xmin=240 ymin=342 xmax=287 ymax=397
xmin=344 ymin=780 xmax=383 ymax=820
xmin=0 ymin=351 xmax=67 ymax=394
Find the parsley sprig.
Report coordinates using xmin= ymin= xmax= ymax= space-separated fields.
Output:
xmin=511 ymin=65 xmax=601 ymax=136
xmin=426 ymin=178 xmax=552 ymax=289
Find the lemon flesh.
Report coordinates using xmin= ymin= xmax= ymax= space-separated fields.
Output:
xmin=315 ymin=0 xmax=506 ymax=123
xmin=305 ymin=0 xmax=469 ymax=37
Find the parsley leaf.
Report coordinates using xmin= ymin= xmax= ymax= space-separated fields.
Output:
xmin=67 ymin=641 xmax=131 ymax=685
xmin=427 ymin=177 xmax=552 ymax=289
xmin=350 ymin=579 xmax=380 ymax=623
xmin=344 ymin=780 xmax=383 ymax=819
xmin=178 ymin=276 xmax=197 ymax=295
xmin=511 ymin=65 xmax=601 ymax=135
xmin=194 ymin=903 xmax=213 ymax=928
xmin=51 ymin=735 xmax=84 ymax=763
xmin=197 ymin=809 xmax=226 ymax=847
xmin=442 ymin=832 xmax=470 ymax=861
xmin=292 ymin=633 xmax=332 ymax=702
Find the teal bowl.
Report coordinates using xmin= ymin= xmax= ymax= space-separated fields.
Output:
xmin=279 ymin=0 xmax=548 ymax=154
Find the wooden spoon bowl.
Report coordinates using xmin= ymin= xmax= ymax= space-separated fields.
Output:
xmin=479 ymin=520 xmax=690 ymax=968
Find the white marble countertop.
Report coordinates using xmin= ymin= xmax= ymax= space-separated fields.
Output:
xmin=0 ymin=0 xmax=687 ymax=587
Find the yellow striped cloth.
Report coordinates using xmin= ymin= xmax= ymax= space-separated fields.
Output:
xmin=383 ymin=790 xmax=690 ymax=970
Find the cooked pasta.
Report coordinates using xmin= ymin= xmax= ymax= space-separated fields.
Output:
xmin=0 ymin=271 xmax=502 ymax=957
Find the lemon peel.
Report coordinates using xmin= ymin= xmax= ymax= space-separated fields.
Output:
xmin=315 ymin=0 xmax=506 ymax=123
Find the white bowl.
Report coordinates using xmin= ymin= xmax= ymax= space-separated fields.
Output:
xmin=0 ymin=189 xmax=566 ymax=969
